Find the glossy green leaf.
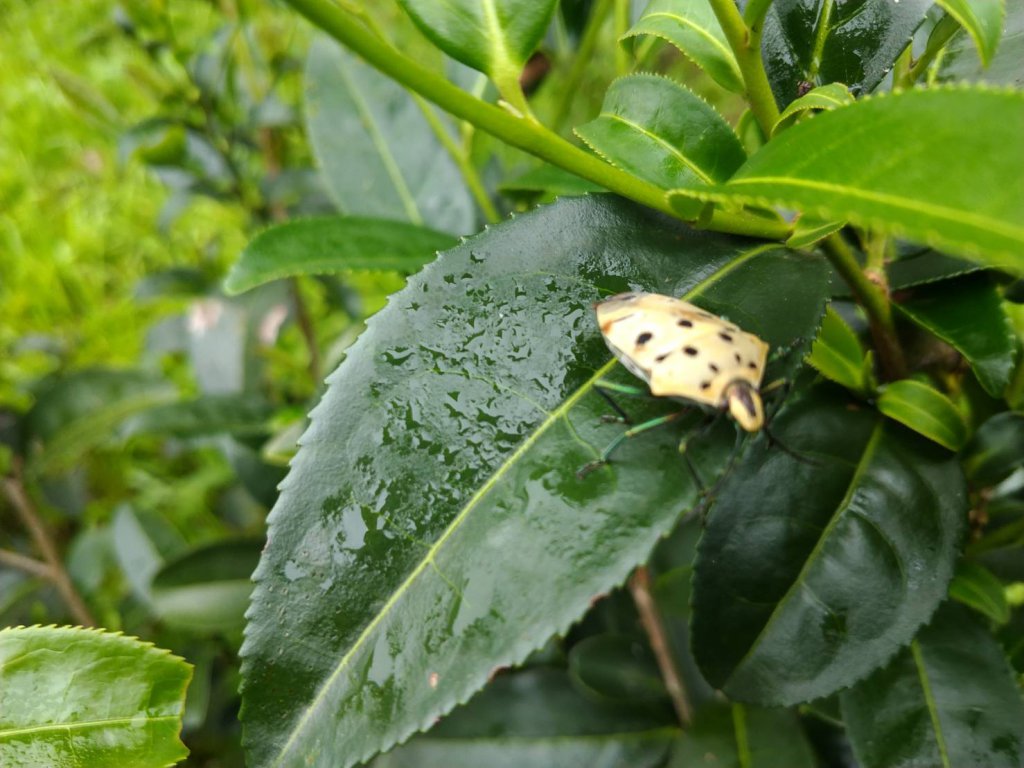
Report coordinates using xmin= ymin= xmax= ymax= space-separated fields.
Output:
xmin=669 ymin=89 xmax=1024 ymax=269
xmin=896 ymin=275 xmax=1018 ymax=397
xmin=622 ymin=0 xmax=743 ymax=93
xmin=240 ymin=196 xmax=830 ymax=768
xmin=120 ymin=394 xmax=274 ymax=438
xmin=806 ymin=305 xmax=874 ymax=396
xmin=373 ymin=668 xmax=677 ymax=768
xmin=961 ymin=411 xmax=1024 ymax=487
xmin=151 ymin=539 xmax=262 ymax=634
xmin=785 ymin=216 xmax=845 ymax=249
xmin=224 ymin=218 xmax=455 ymax=295
xmin=841 ymin=602 xmax=1024 ymax=768
xmin=886 ymin=249 xmax=984 ymax=289
xmin=938 ymin=0 xmax=1023 ymax=86
xmin=575 ymin=75 xmax=746 ymax=212
xmin=693 ymin=384 xmax=967 ymax=705
xmin=396 ymin=0 xmax=557 ymax=82
xmin=305 ymin=36 xmax=474 ymax=235
xmin=761 ymin=0 xmax=931 ymax=106
xmin=667 ymin=703 xmax=815 ymax=768
xmin=0 ymin=625 xmax=192 ymax=767
xmin=773 ymin=83 xmax=854 ymax=135
xmin=950 ymin=561 xmax=1011 ymax=624
xmin=935 ymin=0 xmax=1005 ymax=66
xmin=26 ymin=369 xmax=176 ymax=474
xmin=568 ymin=635 xmax=668 ymax=703
xmin=877 ymin=379 xmax=968 ymax=451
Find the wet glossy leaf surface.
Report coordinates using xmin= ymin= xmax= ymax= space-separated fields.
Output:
xmin=151 ymin=538 xmax=263 ymax=634
xmin=806 ymin=305 xmax=873 ymax=396
xmin=396 ymin=0 xmax=557 ymax=79
xmin=575 ymin=75 xmax=745 ymax=204
xmin=693 ymin=384 xmax=967 ymax=705
xmin=949 ymin=561 xmax=1011 ymax=624
xmin=667 ymin=703 xmax=815 ymax=768
xmin=622 ymin=0 xmax=743 ymax=93
xmin=0 ymin=625 xmax=191 ymax=768
xmin=224 ymin=218 xmax=455 ymax=295
xmin=840 ymin=602 xmax=1024 ymax=768
xmin=239 ymin=196 xmax=830 ymax=768
xmin=761 ymin=0 xmax=931 ymax=106
xmin=371 ymin=668 xmax=676 ymax=768
xmin=877 ymin=379 xmax=967 ymax=451
xmin=305 ymin=37 xmax=474 ymax=235
xmin=895 ymin=274 xmax=1018 ymax=397
xmin=670 ymin=89 xmax=1024 ymax=269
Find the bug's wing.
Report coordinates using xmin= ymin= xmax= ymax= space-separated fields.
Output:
xmin=647 ymin=323 xmax=769 ymax=404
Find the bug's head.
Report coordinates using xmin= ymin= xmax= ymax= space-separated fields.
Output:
xmin=725 ymin=380 xmax=764 ymax=432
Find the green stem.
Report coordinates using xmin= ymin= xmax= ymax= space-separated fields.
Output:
xmin=902 ymin=13 xmax=961 ymax=88
xmin=708 ymin=0 xmax=780 ymax=137
xmin=416 ymin=96 xmax=500 ymax=223
xmin=822 ymin=234 xmax=907 ymax=379
xmin=341 ymin=3 xmax=499 ymax=223
xmin=806 ymin=0 xmax=834 ymax=79
xmin=553 ymin=0 xmax=616 ymax=133
xmin=614 ymin=0 xmax=632 ymax=76
xmin=282 ymin=0 xmax=790 ymax=240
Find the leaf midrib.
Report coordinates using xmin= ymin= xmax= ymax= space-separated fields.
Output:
xmin=597 ymin=112 xmax=716 ymax=185
xmin=911 ymin=639 xmax=953 ymax=768
xmin=0 ymin=714 xmax=180 ymax=739
xmin=268 ymin=242 xmax=778 ymax=767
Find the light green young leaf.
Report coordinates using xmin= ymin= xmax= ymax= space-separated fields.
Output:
xmin=938 ymin=0 xmax=1022 ymax=86
xmin=773 ymin=83 xmax=854 ymax=135
xmin=622 ymin=0 xmax=743 ymax=93
xmin=935 ymin=0 xmax=1005 ymax=66
xmin=877 ymin=379 xmax=968 ymax=451
xmin=841 ymin=603 xmax=1024 ymax=768
xmin=669 ymin=88 xmax=1024 ymax=269
xmin=949 ymin=561 xmax=1010 ymax=624
xmin=575 ymin=75 xmax=745 ymax=212
xmin=224 ymin=218 xmax=454 ymax=295
xmin=785 ymin=216 xmax=845 ymax=248
xmin=239 ymin=196 xmax=830 ymax=768
xmin=305 ymin=36 xmax=475 ymax=235
xmin=0 ymin=626 xmax=192 ymax=768
xmin=397 ymin=0 xmax=557 ymax=85
xmin=806 ymin=306 xmax=874 ymax=396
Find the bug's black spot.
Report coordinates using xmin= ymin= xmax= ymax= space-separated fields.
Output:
xmin=719 ymin=332 xmax=734 ymax=343
xmin=684 ymin=346 xmax=699 ymax=356
xmin=655 ymin=353 xmax=671 ymax=363
xmin=734 ymin=352 xmax=742 ymax=363
xmin=677 ymin=318 xmax=693 ymax=328
xmin=700 ymin=381 xmax=711 ymax=390
xmin=636 ymin=332 xmax=653 ymax=346
xmin=748 ymin=361 xmax=758 ymax=370
xmin=709 ymin=363 xmax=720 ymax=373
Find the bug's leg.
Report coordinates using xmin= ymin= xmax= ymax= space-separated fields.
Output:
xmin=593 ymin=380 xmax=650 ymax=424
xmin=577 ymin=411 xmax=686 ymax=479
xmin=763 ymin=423 xmax=821 ymax=466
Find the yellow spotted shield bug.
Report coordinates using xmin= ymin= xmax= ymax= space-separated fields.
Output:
xmin=578 ymin=291 xmax=774 ymax=478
